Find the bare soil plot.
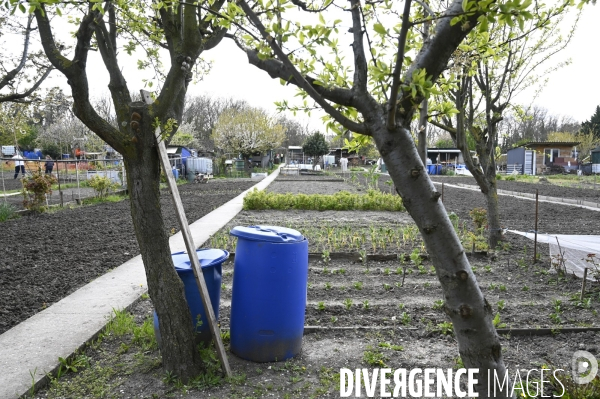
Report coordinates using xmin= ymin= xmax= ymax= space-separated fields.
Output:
xmin=0 ymin=179 xmax=255 ymax=334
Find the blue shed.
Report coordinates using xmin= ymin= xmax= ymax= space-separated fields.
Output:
xmin=166 ymin=145 xmax=192 ymax=175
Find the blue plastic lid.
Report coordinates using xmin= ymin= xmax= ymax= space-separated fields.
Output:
xmin=230 ymin=225 xmax=304 ymax=243
xmin=171 ymin=248 xmax=229 ymax=272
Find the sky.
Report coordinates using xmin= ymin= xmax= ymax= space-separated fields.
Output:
xmin=7 ymin=4 xmax=600 ymax=130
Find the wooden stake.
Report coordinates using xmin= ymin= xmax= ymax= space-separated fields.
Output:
xmin=441 ymin=182 xmax=444 ymax=203
xmin=533 ymin=189 xmax=539 ymax=263
xmin=142 ymin=90 xmax=231 ymax=377
xmin=581 ymin=268 xmax=589 ymax=302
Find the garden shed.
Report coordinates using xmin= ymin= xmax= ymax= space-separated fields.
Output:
xmin=166 ymin=145 xmax=192 ymax=175
xmin=514 ymin=141 xmax=580 ymax=174
xmin=592 ymin=146 xmax=600 ymax=173
xmin=426 ymin=148 xmax=463 ymax=165
xmin=506 ymin=147 xmax=537 ymax=175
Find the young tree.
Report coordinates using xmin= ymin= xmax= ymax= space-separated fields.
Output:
xmin=211 ymin=106 xmax=285 ymax=169
xmin=220 ymin=0 xmax=583 ymax=395
xmin=19 ymin=0 xmax=228 ymax=380
xmin=302 ymin=132 xmax=328 ymax=169
xmin=430 ymin=11 xmax=574 ymax=248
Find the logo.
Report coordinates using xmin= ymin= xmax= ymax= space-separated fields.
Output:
xmin=571 ymin=350 xmax=599 ymax=385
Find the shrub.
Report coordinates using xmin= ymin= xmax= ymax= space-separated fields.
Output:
xmin=22 ymin=171 xmax=57 ymax=212
xmin=243 ymin=189 xmax=405 ymax=212
xmin=469 ymin=207 xmax=487 ymax=230
xmin=88 ymin=175 xmax=119 ymax=199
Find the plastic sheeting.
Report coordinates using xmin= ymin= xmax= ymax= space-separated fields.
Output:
xmin=507 ymin=230 xmax=600 ymax=281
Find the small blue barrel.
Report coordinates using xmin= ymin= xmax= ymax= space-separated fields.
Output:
xmin=153 ymin=248 xmax=229 ymax=347
xmin=172 ymin=168 xmax=179 ymax=180
xmin=229 ymin=226 xmax=308 ymax=362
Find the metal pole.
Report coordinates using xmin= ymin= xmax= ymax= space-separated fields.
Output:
xmin=56 ymin=160 xmax=63 ymax=207
xmin=533 ymin=189 xmax=539 ymax=263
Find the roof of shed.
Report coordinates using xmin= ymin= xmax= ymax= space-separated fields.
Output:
xmin=518 ymin=141 xmax=580 ymax=147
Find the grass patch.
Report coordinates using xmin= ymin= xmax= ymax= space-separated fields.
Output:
xmin=0 ymin=202 xmax=19 ymax=222
xmin=243 ymin=189 xmax=405 ymax=211
xmin=81 ymin=194 xmax=127 ymax=206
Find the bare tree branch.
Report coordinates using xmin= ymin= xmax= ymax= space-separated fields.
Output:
xmin=386 ymin=0 xmax=412 ymax=129
xmin=238 ymin=0 xmax=368 ymax=135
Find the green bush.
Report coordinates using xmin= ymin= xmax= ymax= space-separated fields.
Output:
xmin=243 ymin=189 xmax=405 ymax=211
xmin=88 ymin=175 xmax=119 ymax=199
xmin=22 ymin=171 xmax=57 ymax=212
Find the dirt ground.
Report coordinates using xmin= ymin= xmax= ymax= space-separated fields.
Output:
xmin=0 ymin=179 xmax=256 ymax=334
xmin=15 ymin=171 xmax=600 ymax=398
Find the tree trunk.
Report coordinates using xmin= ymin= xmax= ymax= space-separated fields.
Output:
xmin=484 ymin=177 xmax=502 ymax=250
xmin=374 ymin=122 xmax=511 ymax=398
xmin=418 ymin=99 xmax=428 ymax=165
xmin=126 ymin=107 xmax=205 ymax=381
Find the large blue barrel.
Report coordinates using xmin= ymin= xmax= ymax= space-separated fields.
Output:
xmin=153 ymin=248 xmax=229 ymax=347
xmin=229 ymin=226 xmax=308 ymax=362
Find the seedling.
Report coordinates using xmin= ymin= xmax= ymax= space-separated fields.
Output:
xmin=353 ymin=281 xmax=363 ymax=290
xmin=330 ymin=316 xmax=338 ymax=323
xmin=522 ymin=285 xmax=530 ymax=292
xmin=410 ymin=248 xmax=422 ymax=267
xmin=383 ymin=268 xmax=390 ymax=275
xmin=383 ymin=283 xmax=392 ymax=291
xmin=378 ymin=342 xmax=404 ymax=351
xmin=492 ymin=313 xmax=507 ymax=328
xmin=484 ymin=265 xmax=492 ymax=273
xmin=317 ymin=302 xmax=325 ymax=311
xmin=363 ymin=347 xmax=387 ymax=367
xmin=497 ymin=300 xmax=506 ymax=311
xmin=432 ymin=299 xmax=444 ymax=310
xmin=324 ymin=282 xmax=332 ymax=290
xmin=399 ymin=312 xmax=411 ymax=325
xmin=418 ymin=265 xmax=427 ymax=275
xmin=437 ymin=321 xmax=454 ymax=335
xmin=363 ymin=300 xmax=370 ymax=310
xmin=343 ymin=298 xmax=353 ymax=310
xmin=359 ymin=249 xmax=367 ymax=265
xmin=321 ymin=250 xmax=331 ymax=264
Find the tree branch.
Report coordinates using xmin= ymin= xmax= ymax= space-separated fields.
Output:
xmin=238 ymin=0 xmax=368 ymax=135
xmin=397 ymin=0 xmax=482 ymax=124
xmin=94 ymin=10 xmax=132 ymax=120
xmin=0 ymin=66 xmax=53 ymax=104
xmin=0 ymin=15 xmax=34 ymax=91
xmin=349 ymin=0 xmax=368 ymax=92
xmin=386 ymin=0 xmax=412 ymax=129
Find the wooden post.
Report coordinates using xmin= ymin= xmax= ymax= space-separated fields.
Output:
xmin=533 ymin=189 xmax=539 ymax=263
xmin=141 ymin=90 xmax=231 ymax=377
xmin=441 ymin=182 xmax=444 ymax=203
xmin=581 ymin=268 xmax=589 ymax=302
xmin=56 ymin=160 xmax=63 ymax=207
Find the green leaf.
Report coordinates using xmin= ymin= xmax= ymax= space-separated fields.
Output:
xmin=373 ymin=22 xmax=386 ymax=35
xmin=462 ymin=0 xmax=468 ymax=12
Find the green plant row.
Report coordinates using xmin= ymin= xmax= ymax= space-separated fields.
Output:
xmin=243 ymin=189 xmax=405 ymax=211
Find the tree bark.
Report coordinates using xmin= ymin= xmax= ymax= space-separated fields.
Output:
xmin=373 ymin=121 xmax=509 ymax=397
xmin=126 ymin=104 xmax=205 ymax=380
